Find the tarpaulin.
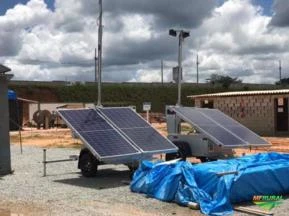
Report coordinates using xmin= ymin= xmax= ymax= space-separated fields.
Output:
xmin=130 ymin=153 xmax=289 ymax=215
xmin=8 ymin=89 xmax=17 ymax=100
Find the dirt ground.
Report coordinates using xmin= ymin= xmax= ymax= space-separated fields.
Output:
xmin=7 ymin=124 xmax=289 ymax=216
xmin=10 ymin=123 xmax=289 ymax=154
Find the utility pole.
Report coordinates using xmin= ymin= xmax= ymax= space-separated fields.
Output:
xmin=97 ymin=0 xmax=103 ymax=107
xmin=196 ymin=53 xmax=199 ymax=85
xmin=161 ymin=59 xmax=164 ymax=85
xmin=279 ymin=60 xmax=282 ymax=83
xmin=95 ymin=48 xmax=98 ymax=83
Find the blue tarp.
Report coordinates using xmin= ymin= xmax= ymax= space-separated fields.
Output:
xmin=8 ymin=90 xmax=17 ymax=100
xmin=130 ymin=153 xmax=289 ymax=215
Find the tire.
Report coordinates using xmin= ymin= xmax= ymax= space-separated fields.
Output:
xmin=165 ymin=141 xmax=190 ymax=161
xmin=165 ymin=152 xmax=179 ymax=161
xmin=198 ymin=157 xmax=217 ymax=163
xmin=79 ymin=151 xmax=98 ymax=177
xmin=127 ymin=164 xmax=138 ymax=179
xmin=127 ymin=164 xmax=138 ymax=172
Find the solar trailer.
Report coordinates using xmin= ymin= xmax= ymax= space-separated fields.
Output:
xmin=57 ymin=107 xmax=177 ymax=177
xmin=165 ymin=106 xmax=271 ymax=162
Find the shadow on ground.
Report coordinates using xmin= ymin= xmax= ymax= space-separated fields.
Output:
xmin=54 ymin=169 xmax=131 ymax=189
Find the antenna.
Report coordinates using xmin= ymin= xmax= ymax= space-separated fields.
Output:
xmin=97 ymin=0 xmax=103 ymax=107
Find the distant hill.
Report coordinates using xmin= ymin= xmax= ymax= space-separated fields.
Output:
xmin=9 ymin=81 xmax=281 ymax=112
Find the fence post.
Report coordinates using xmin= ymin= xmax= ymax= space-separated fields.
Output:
xmin=43 ymin=149 xmax=46 ymax=177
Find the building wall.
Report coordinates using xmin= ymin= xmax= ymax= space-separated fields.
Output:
xmin=28 ymin=103 xmax=94 ymax=123
xmin=194 ymin=94 xmax=289 ymax=136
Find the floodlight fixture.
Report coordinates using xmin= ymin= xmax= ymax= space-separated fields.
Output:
xmin=169 ymin=29 xmax=177 ymax=37
xmin=181 ymin=31 xmax=190 ymax=39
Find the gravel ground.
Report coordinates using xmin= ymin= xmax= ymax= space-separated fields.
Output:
xmin=0 ymin=145 xmax=288 ymax=216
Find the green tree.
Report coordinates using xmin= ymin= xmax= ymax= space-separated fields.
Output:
xmin=276 ymin=78 xmax=289 ymax=85
xmin=208 ymin=74 xmax=242 ymax=89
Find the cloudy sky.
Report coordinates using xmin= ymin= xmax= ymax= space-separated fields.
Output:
xmin=1 ymin=0 xmax=289 ymax=83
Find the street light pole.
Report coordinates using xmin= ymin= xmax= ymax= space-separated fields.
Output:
xmin=196 ymin=53 xmax=199 ymax=85
xmin=161 ymin=59 xmax=164 ymax=85
xmin=177 ymin=32 xmax=183 ymax=106
xmin=169 ymin=29 xmax=189 ymax=107
xmin=97 ymin=0 xmax=103 ymax=107
xmin=279 ymin=60 xmax=282 ymax=83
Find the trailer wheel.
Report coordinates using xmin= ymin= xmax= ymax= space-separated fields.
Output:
xmin=165 ymin=152 xmax=179 ymax=161
xmin=127 ymin=164 xmax=138 ymax=179
xmin=165 ymin=141 xmax=190 ymax=161
xmin=79 ymin=151 xmax=98 ymax=177
xmin=198 ymin=157 xmax=217 ymax=163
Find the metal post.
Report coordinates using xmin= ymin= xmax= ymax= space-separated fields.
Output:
xmin=43 ymin=149 xmax=46 ymax=177
xmin=161 ymin=60 xmax=164 ymax=85
xmin=95 ymin=48 xmax=97 ymax=83
xmin=94 ymin=48 xmax=98 ymax=105
xmin=279 ymin=60 xmax=282 ymax=83
xmin=19 ymin=126 xmax=23 ymax=154
xmin=16 ymin=99 xmax=23 ymax=154
xmin=177 ymin=32 xmax=183 ymax=106
xmin=97 ymin=0 xmax=103 ymax=107
xmin=196 ymin=54 xmax=199 ymax=85
xmin=37 ymin=102 xmax=41 ymax=129
xmin=146 ymin=110 xmax=149 ymax=123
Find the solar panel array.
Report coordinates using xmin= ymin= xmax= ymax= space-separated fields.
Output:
xmin=99 ymin=108 xmax=177 ymax=152
xmin=171 ymin=107 xmax=270 ymax=147
xmin=58 ymin=108 xmax=177 ymax=161
xmin=58 ymin=109 xmax=139 ymax=159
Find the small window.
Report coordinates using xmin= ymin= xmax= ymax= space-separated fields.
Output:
xmin=201 ymin=100 xmax=214 ymax=108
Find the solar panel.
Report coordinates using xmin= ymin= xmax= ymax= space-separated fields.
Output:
xmin=99 ymin=108 xmax=148 ymax=129
xmin=58 ymin=109 xmax=140 ymax=159
xmin=99 ymin=107 xmax=177 ymax=153
xmin=197 ymin=109 xmax=269 ymax=145
xmin=171 ymin=107 xmax=270 ymax=147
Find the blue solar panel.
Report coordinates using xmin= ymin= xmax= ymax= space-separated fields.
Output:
xmin=58 ymin=109 xmax=140 ymax=158
xmin=122 ymin=127 xmax=175 ymax=152
xmin=99 ymin=107 xmax=177 ymax=152
xmin=172 ymin=107 xmax=270 ymax=147
xmin=100 ymin=108 xmax=149 ymax=129
xmin=58 ymin=109 xmax=111 ymax=132
xmin=197 ymin=108 xmax=269 ymax=145
xmin=81 ymin=130 xmax=138 ymax=157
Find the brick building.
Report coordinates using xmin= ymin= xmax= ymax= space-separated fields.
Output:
xmin=189 ymin=89 xmax=289 ymax=136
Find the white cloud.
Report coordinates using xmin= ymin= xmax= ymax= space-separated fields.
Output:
xmin=0 ymin=0 xmax=51 ymax=30
xmin=1 ymin=0 xmax=289 ymax=84
xmin=121 ymin=14 xmax=153 ymax=41
xmin=186 ymin=0 xmax=289 ymax=84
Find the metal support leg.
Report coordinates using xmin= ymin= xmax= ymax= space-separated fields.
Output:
xmin=43 ymin=149 xmax=46 ymax=177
